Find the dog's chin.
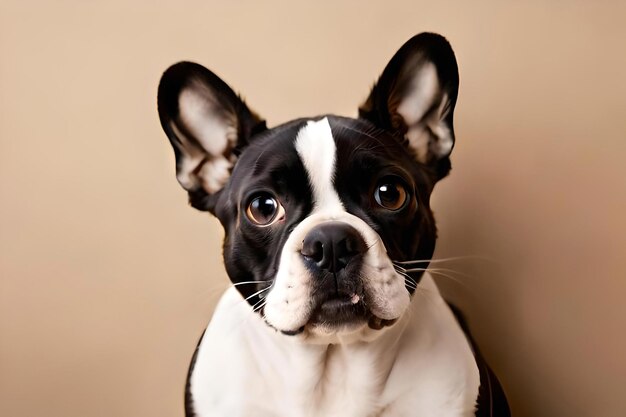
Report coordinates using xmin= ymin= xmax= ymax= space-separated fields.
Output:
xmin=277 ymin=293 xmax=401 ymax=340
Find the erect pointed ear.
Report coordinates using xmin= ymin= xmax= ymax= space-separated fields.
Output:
xmin=157 ymin=62 xmax=266 ymax=211
xmin=359 ymin=33 xmax=459 ymax=179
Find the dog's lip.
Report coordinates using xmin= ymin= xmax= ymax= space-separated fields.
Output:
xmin=317 ymin=292 xmax=398 ymax=331
xmin=306 ymin=291 xmax=369 ymax=327
xmin=318 ymin=292 xmax=361 ymax=310
xmin=271 ymin=292 xmax=399 ymax=335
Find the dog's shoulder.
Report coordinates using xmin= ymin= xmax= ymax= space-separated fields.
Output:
xmin=447 ymin=303 xmax=511 ymax=417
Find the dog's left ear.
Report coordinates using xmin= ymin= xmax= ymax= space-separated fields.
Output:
xmin=359 ymin=33 xmax=459 ymax=179
xmin=158 ymin=62 xmax=266 ymax=212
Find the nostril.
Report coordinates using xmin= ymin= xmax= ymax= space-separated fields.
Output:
xmin=302 ymin=233 xmax=333 ymax=270
xmin=312 ymin=242 xmax=324 ymax=262
xmin=344 ymin=236 xmax=361 ymax=256
xmin=336 ymin=238 xmax=351 ymax=257
xmin=302 ymin=240 xmax=324 ymax=263
xmin=334 ymin=238 xmax=358 ymax=270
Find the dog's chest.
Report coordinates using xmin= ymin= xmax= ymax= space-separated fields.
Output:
xmin=274 ymin=345 xmax=389 ymax=417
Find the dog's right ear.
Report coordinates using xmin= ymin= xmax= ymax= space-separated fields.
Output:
xmin=359 ymin=33 xmax=459 ymax=181
xmin=157 ymin=62 xmax=266 ymax=212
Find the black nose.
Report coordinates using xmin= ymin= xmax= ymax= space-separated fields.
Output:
xmin=301 ymin=222 xmax=367 ymax=273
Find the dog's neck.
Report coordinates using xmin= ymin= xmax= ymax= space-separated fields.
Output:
xmin=233 ymin=285 xmax=414 ymax=414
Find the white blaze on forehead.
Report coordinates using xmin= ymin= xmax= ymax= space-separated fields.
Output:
xmin=295 ymin=118 xmax=344 ymax=211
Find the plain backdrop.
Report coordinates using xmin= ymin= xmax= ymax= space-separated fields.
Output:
xmin=1 ymin=1 xmax=625 ymax=416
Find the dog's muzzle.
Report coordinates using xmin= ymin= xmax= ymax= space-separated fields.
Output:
xmin=299 ymin=222 xmax=370 ymax=327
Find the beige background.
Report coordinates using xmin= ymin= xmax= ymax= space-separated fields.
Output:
xmin=1 ymin=1 xmax=625 ymax=416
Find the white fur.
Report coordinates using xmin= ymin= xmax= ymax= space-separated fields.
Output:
xmin=294 ymin=118 xmax=344 ymax=211
xmin=190 ymin=274 xmax=480 ymax=416
xmin=396 ymin=62 xmax=453 ymax=162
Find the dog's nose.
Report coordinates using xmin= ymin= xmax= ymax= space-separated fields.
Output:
xmin=301 ymin=222 xmax=367 ymax=273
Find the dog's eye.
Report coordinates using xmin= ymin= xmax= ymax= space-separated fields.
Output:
xmin=374 ymin=179 xmax=409 ymax=211
xmin=246 ymin=193 xmax=285 ymax=226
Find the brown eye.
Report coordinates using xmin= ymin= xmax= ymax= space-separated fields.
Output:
xmin=374 ymin=180 xmax=409 ymax=211
xmin=246 ymin=193 xmax=285 ymax=226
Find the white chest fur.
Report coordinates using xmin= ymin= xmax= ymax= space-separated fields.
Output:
xmin=188 ymin=273 xmax=480 ymax=417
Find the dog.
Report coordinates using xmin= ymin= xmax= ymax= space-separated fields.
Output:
xmin=157 ymin=32 xmax=510 ymax=417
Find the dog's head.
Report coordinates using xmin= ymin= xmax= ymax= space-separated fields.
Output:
xmin=157 ymin=33 xmax=458 ymax=340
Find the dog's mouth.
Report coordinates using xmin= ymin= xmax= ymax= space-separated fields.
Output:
xmin=276 ymin=293 xmax=398 ymax=336
xmin=300 ymin=291 xmax=397 ymax=333
xmin=310 ymin=291 xmax=366 ymax=325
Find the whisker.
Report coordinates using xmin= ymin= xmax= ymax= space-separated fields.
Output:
xmin=430 ymin=267 xmax=475 ymax=280
xmin=232 ymin=280 xmax=272 ymax=287
xmin=399 ymin=270 xmax=416 ymax=281
xmin=394 ymin=266 xmax=419 ymax=283
xmin=404 ymin=281 xmax=417 ymax=290
xmin=403 ymin=267 xmax=474 ymax=280
xmin=243 ymin=286 xmax=272 ymax=302
xmin=393 ymin=255 xmax=495 ymax=265
xmin=253 ymin=300 xmax=267 ymax=313
xmin=393 ymin=264 xmax=475 ymax=294
xmin=394 ymin=265 xmax=426 ymax=280
xmin=401 ymin=268 xmax=428 ymax=273
xmin=399 ymin=265 xmax=470 ymax=284
xmin=395 ymin=264 xmax=472 ymax=282
xmin=396 ymin=270 xmax=418 ymax=288
xmin=250 ymin=296 xmax=265 ymax=311
xmin=393 ymin=266 xmax=413 ymax=278
xmin=427 ymin=270 xmax=475 ymax=293
xmin=403 ymin=274 xmax=416 ymax=284
xmin=393 ymin=260 xmax=430 ymax=266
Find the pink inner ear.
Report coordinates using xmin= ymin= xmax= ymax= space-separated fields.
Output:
xmin=172 ymin=86 xmax=239 ymax=193
xmin=357 ymin=33 xmax=458 ymax=169
xmin=158 ymin=61 xmax=267 ymax=199
xmin=179 ymin=84 xmax=238 ymax=157
xmin=397 ymin=62 xmax=440 ymax=127
xmin=396 ymin=62 xmax=453 ymax=163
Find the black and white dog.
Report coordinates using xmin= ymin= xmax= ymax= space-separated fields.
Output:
xmin=157 ymin=33 xmax=509 ymax=417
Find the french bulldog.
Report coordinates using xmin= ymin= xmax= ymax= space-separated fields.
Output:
xmin=157 ymin=32 xmax=509 ymax=417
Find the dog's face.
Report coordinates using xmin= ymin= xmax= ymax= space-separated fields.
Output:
xmin=157 ymin=33 xmax=458 ymax=339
